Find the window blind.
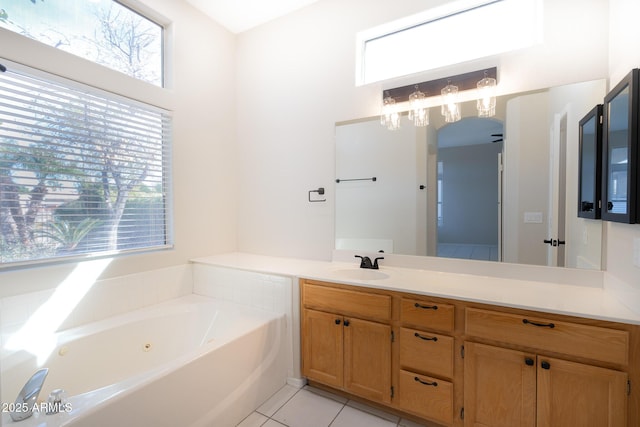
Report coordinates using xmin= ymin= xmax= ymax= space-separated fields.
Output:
xmin=0 ymin=61 xmax=172 ymax=267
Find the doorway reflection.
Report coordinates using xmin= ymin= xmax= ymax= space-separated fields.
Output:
xmin=435 ymin=118 xmax=503 ymax=261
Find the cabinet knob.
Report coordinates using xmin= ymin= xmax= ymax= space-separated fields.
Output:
xmin=541 ymin=361 xmax=551 ymax=370
xmin=343 ymin=319 xmax=350 ymax=327
xmin=525 ymin=357 xmax=534 ymax=366
xmin=335 ymin=319 xmax=341 ymax=325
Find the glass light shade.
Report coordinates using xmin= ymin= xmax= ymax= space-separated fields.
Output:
xmin=380 ymin=95 xmax=401 ymax=130
xmin=477 ymin=75 xmax=497 ymax=117
xmin=408 ymin=88 xmax=429 ymax=126
xmin=441 ymin=83 xmax=461 ymax=123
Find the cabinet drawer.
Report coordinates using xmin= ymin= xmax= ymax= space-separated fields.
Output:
xmin=302 ymin=282 xmax=391 ymax=321
xmin=399 ymin=327 xmax=454 ymax=379
xmin=465 ymin=308 xmax=629 ymax=365
xmin=400 ymin=298 xmax=455 ymax=332
xmin=397 ymin=369 xmax=453 ymax=426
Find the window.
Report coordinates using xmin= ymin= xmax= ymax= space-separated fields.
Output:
xmin=0 ymin=61 xmax=172 ymax=267
xmin=0 ymin=0 xmax=163 ymax=86
xmin=356 ymin=0 xmax=542 ymax=85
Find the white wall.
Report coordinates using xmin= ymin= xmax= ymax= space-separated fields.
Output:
xmin=0 ymin=0 xmax=238 ymax=298
xmin=605 ymin=0 xmax=640 ymax=290
xmin=235 ymin=0 xmax=610 ymax=261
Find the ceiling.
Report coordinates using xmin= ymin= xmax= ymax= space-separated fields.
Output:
xmin=185 ymin=0 xmax=321 ymax=33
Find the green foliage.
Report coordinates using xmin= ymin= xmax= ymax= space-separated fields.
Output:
xmin=37 ymin=217 xmax=100 ymax=252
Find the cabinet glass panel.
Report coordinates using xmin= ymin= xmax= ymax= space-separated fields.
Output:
xmin=578 ymin=105 xmax=602 ymax=219
xmin=602 ymin=69 xmax=638 ymax=223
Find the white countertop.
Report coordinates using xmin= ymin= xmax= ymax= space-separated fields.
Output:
xmin=191 ymin=252 xmax=640 ymax=325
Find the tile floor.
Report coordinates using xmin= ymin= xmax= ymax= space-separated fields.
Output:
xmin=236 ymin=384 xmax=434 ymax=427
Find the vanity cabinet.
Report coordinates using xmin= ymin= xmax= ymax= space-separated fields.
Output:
xmin=397 ymin=298 xmax=456 ymax=425
xmin=464 ymin=308 xmax=630 ymax=427
xmin=301 ymin=281 xmax=392 ymax=403
xmin=299 ymin=279 xmax=639 ymax=427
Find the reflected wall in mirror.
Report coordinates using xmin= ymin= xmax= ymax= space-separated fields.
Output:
xmin=335 ymin=80 xmax=607 ymax=270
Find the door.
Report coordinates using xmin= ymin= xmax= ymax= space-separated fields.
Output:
xmin=343 ymin=317 xmax=392 ymax=403
xmin=547 ymin=113 xmax=568 ymax=267
xmin=302 ymin=309 xmax=343 ymax=388
xmin=464 ymin=342 xmax=536 ymax=427
xmin=537 ymin=356 xmax=627 ymax=427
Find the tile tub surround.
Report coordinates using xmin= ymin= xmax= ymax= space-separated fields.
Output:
xmin=191 ymin=263 xmax=299 ymax=381
xmin=0 ymin=264 xmax=193 ymax=336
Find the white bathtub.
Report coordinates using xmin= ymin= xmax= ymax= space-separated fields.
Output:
xmin=1 ymin=294 xmax=288 ymax=427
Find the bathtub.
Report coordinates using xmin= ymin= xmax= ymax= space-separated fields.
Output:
xmin=1 ymin=294 xmax=288 ymax=427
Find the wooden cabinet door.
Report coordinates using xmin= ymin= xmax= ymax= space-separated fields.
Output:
xmin=537 ymin=356 xmax=627 ymax=427
xmin=464 ymin=342 xmax=536 ymax=427
xmin=344 ymin=317 xmax=392 ymax=403
xmin=302 ymin=309 xmax=343 ymax=388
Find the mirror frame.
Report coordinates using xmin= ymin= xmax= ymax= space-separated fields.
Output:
xmin=578 ymin=104 xmax=603 ymax=219
xmin=602 ymin=68 xmax=639 ymax=223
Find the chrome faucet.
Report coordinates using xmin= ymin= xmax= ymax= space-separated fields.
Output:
xmin=10 ymin=368 xmax=49 ymax=421
xmin=355 ymin=255 xmax=384 ymax=269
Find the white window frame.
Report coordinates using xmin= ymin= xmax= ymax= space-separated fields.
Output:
xmin=0 ymin=58 xmax=173 ymax=269
xmin=356 ymin=0 xmax=543 ymax=85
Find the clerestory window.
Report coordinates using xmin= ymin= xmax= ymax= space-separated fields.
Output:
xmin=0 ymin=61 xmax=173 ymax=268
xmin=0 ymin=0 xmax=163 ymax=87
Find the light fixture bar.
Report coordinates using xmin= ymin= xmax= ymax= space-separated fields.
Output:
xmin=382 ymin=67 xmax=497 ymax=104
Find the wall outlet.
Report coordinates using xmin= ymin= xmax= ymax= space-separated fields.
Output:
xmin=634 ymin=238 xmax=640 ymax=268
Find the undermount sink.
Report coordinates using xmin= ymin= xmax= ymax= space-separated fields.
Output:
xmin=329 ymin=268 xmax=390 ymax=281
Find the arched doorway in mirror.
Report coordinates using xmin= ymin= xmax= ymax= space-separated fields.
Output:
xmin=434 ymin=117 xmax=504 ymax=261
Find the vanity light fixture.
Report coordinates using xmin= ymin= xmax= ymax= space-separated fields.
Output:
xmin=380 ymin=92 xmax=401 ymax=130
xmin=380 ymin=67 xmax=497 ymax=130
xmin=477 ymin=70 xmax=497 ymax=117
xmin=408 ymin=85 xmax=429 ymax=126
xmin=441 ymin=80 xmax=461 ymax=123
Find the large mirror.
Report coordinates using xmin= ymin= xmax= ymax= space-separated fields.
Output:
xmin=335 ymin=79 xmax=607 ymax=270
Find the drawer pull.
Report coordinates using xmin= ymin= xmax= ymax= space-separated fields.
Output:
xmin=522 ymin=319 xmax=555 ymax=328
xmin=414 ymin=376 xmax=438 ymax=387
xmin=414 ymin=302 xmax=438 ymax=310
xmin=414 ymin=332 xmax=438 ymax=342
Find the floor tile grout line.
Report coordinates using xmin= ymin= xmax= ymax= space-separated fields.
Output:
xmin=256 ymin=385 xmax=302 ymax=421
xmin=327 ymin=402 xmax=347 ymax=427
